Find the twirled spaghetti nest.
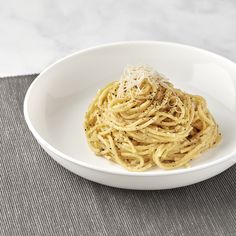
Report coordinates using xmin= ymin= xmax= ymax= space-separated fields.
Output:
xmin=84 ymin=65 xmax=221 ymax=171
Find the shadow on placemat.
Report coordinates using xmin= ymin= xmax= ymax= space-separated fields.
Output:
xmin=1 ymin=75 xmax=236 ymax=236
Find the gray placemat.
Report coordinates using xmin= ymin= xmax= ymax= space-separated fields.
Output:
xmin=0 ymin=75 xmax=236 ymax=236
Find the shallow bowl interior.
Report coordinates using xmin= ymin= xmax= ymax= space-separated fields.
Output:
xmin=25 ymin=42 xmax=236 ymax=175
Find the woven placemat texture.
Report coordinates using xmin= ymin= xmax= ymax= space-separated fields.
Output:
xmin=0 ymin=75 xmax=235 ymax=236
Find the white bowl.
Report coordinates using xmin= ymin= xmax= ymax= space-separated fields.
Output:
xmin=24 ymin=41 xmax=236 ymax=190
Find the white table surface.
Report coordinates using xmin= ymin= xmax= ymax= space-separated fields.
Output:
xmin=0 ymin=0 xmax=236 ymax=77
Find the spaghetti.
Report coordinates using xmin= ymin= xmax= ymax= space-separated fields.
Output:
xmin=84 ymin=65 xmax=221 ymax=171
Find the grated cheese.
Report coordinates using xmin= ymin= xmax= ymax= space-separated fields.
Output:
xmin=117 ymin=65 xmax=169 ymax=97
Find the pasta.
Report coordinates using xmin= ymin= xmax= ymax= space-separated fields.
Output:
xmin=84 ymin=65 xmax=221 ymax=171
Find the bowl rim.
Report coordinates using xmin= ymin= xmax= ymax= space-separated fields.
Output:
xmin=24 ymin=40 xmax=236 ymax=176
